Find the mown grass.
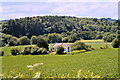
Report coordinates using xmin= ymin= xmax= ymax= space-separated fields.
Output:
xmin=2 ymin=48 xmax=118 ymax=78
xmin=85 ymin=42 xmax=112 ymax=49
xmin=1 ymin=45 xmax=35 ymax=56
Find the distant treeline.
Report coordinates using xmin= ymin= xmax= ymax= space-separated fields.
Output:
xmin=1 ymin=32 xmax=117 ymax=47
xmin=1 ymin=15 xmax=118 ymax=45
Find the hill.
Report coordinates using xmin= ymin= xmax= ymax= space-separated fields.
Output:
xmin=1 ymin=16 xmax=118 ymax=43
xmin=2 ymin=16 xmax=117 ymax=36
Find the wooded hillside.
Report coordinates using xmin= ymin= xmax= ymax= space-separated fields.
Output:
xmin=2 ymin=16 xmax=117 ymax=37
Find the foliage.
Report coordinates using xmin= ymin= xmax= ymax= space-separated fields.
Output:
xmin=23 ymin=46 xmax=48 ymax=55
xmin=23 ymin=46 xmax=32 ymax=55
xmin=31 ymin=46 xmax=39 ymax=55
xmin=62 ymin=37 xmax=69 ymax=43
xmin=56 ymin=45 xmax=65 ymax=54
xmin=8 ymin=36 xmax=18 ymax=46
xmin=19 ymin=36 xmax=30 ymax=45
xmin=111 ymin=38 xmax=119 ymax=48
xmin=71 ymin=41 xmax=91 ymax=51
xmin=1 ymin=41 xmax=112 ymax=56
xmin=2 ymin=34 xmax=18 ymax=46
xmin=11 ymin=48 xmax=20 ymax=55
xmin=37 ymin=38 xmax=49 ymax=50
xmin=1 ymin=45 xmax=35 ymax=56
xmin=37 ymin=48 xmax=48 ymax=54
xmin=47 ymin=33 xmax=62 ymax=43
xmin=103 ymin=33 xmax=116 ymax=42
xmin=31 ymin=36 xmax=38 ymax=44
xmin=2 ymin=16 xmax=117 ymax=42
xmin=0 ymin=51 xmax=4 ymax=56
xmin=67 ymin=50 xmax=86 ymax=55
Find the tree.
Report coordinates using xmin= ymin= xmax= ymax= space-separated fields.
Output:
xmin=47 ymin=33 xmax=62 ymax=43
xmin=56 ymin=45 xmax=64 ymax=54
xmin=71 ymin=41 xmax=91 ymax=51
xmin=2 ymin=16 xmax=117 ymax=42
xmin=111 ymin=38 xmax=119 ymax=48
xmin=103 ymin=34 xmax=116 ymax=42
xmin=8 ymin=36 xmax=18 ymax=46
xmin=2 ymin=34 xmax=18 ymax=46
xmin=37 ymin=38 xmax=49 ymax=50
xmin=93 ymin=18 xmax=97 ymax=22
xmin=19 ymin=36 xmax=30 ymax=45
xmin=31 ymin=35 xmax=38 ymax=44
xmin=11 ymin=48 xmax=20 ymax=55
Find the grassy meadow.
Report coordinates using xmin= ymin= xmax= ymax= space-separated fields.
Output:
xmin=0 ymin=41 xmax=119 ymax=78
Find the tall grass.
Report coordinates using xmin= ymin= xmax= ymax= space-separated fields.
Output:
xmin=2 ymin=48 xmax=118 ymax=78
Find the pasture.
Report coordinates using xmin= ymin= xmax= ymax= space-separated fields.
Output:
xmin=0 ymin=41 xmax=119 ymax=78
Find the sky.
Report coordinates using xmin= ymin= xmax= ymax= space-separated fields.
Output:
xmin=0 ymin=0 xmax=119 ymax=20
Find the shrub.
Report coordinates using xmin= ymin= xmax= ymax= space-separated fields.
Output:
xmin=111 ymin=38 xmax=119 ymax=48
xmin=46 ymin=33 xmax=62 ymax=43
xmin=71 ymin=41 xmax=91 ymax=51
xmin=2 ymin=34 xmax=13 ymax=45
xmin=0 ymin=51 xmax=4 ymax=56
xmin=41 ymin=48 xmax=48 ymax=54
xmin=23 ymin=46 xmax=32 ymax=55
xmin=23 ymin=46 xmax=48 ymax=55
xmin=62 ymin=37 xmax=69 ymax=43
xmin=37 ymin=38 xmax=49 ymax=50
xmin=19 ymin=36 xmax=30 ymax=45
xmin=103 ymin=34 xmax=116 ymax=42
xmin=37 ymin=48 xmax=42 ymax=54
xmin=56 ymin=45 xmax=64 ymax=54
xmin=37 ymin=48 xmax=48 ymax=54
xmin=2 ymin=34 xmax=18 ymax=46
xmin=31 ymin=46 xmax=39 ymax=55
xmin=8 ymin=37 xmax=18 ymax=46
xmin=31 ymin=36 xmax=38 ymax=44
xmin=11 ymin=48 xmax=20 ymax=55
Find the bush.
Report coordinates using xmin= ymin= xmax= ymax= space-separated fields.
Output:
xmin=111 ymin=38 xmax=119 ymax=48
xmin=37 ymin=38 xmax=49 ymax=50
xmin=2 ymin=34 xmax=18 ymax=46
xmin=37 ymin=48 xmax=48 ymax=54
xmin=37 ymin=48 xmax=43 ymax=54
xmin=31 ymin=36 xmax=38 ymax=44
xmin=19 ymin=36 xmax=30 ymax=45
xmin=8 ymin=37 xmax=18 ymax=46
xmin=23 ymin=46 xmax=49 ymax=55
xmin=11 ymin=48 xmax=20 ymax=55
xmin=41 ymin=48 xmax=48 ymax=54
xmin=0 ymin=51 xmax=4 ymax=56
xmin=56 ymin=45 xmax=64 ymax=54
xmin=47 ymin=33 xmax=62 ymax=43
xmin=62 ymin=37 xmax=69 ymax=43
xmin=31 ymin=46 xmax=39 ymax=55
xmin=71 ymin=41 xmax=91 ymax=51
xmin=23 ymin=46 xmax=32 ymax=55
xmin=103 ymin=34 xmax=116 ymax=42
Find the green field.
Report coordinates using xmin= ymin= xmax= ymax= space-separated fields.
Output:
xmin=1 ymin=42 xmax=119 ymax=78
xmin=1 ymin=42 xmax=111 ymax=56
xmin=86 ymin=42 xmax=112 ymax=49
xmin=1 ymin=45 xmax=35 ymax=56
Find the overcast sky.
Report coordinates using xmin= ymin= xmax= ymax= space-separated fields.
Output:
xmin=0 ymin=0 xmax=119 ymax=20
